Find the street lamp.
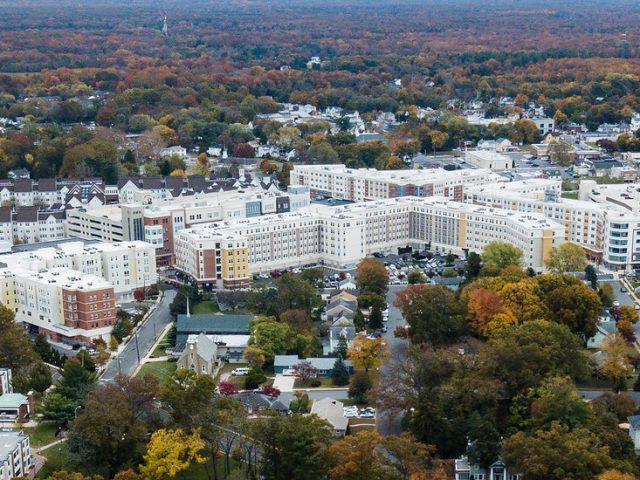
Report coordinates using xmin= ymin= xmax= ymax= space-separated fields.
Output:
xmin=74 ymin=406 xmax=81 ymax=419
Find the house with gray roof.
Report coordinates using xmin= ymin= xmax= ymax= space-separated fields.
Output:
xmin=0 ymin=429 xmax=32 ymax=479
xmin=176 ymin=313 xmax=252 ymax=345
xmin=273 ymin=355 xmax=353 ymax=377
xmin=177 ymin=333 xmax=218 ymax=376
xmin=310 ymin=398 xmax=348 ymax=437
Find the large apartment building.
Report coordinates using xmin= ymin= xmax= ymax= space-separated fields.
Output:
xmin=289 ymin=164 xmax=504 ymax=201
xmin=174 ymin=197 xmax=564 ymax=285
xmin=0 ymin=430 xmax=31 ymax=480
xmin=66 ymin=186 xmax=310 ymax=266
xmin=0 ymin=207 xmax=65 ymax=246
xmin=466 ymin=178 xmax=640 ymax=271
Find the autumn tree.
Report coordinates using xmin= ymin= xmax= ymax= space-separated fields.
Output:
xmin=466 ymin=288 xmax=509 ymax=335
xmin=158 ymin=369 xmax=216 ymax=430
xmin=347 ymin=332 xmax=388 ymax=373
xmin=356 ymin=258 xmax=388 ymax=295
xmin=544 ymin=282 xmax=601 ymax=341
xmin=498 ymin=281 xmax=548 ymax=324
xmin=545 ymin=243 xmax=588 ymax=273
xmin=139 ymin=429 xmax=205 ymax=480
xmin=600 ymin=333 xmax=632 ymax=383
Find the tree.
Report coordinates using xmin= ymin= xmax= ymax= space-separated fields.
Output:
xmin=482 ymin=241 xmax=523 ymax=270
xmin=293 ymin=361 xmax=318 ymax=385
xmin=75 ymin=349 xmax=96 ymax=372
xmin=394 ymin=284 xmax=465 ymax=344
xmin=0 ymin=304 xmax=36 ymax=370
xmin=169 ymin=168 xmax=186 ymax=178
xmin=591 ymin=392 xmax=636 ymax=423
xmin=57 ymin=358 xmax=97 ymax=404
xmin=600 ymin=333 xmax=632 ymax=382
xmin=503 ymin=422 xmax=612 ymax=480
xmin=335 ymin=335 xmax=348 ymax=358
xmin=114 ymin=470 xmax=140 ymax=480
xmin=348 ymin=372 xmax=373 ymax=404
xmin=407 ymin=268 xmax=426 ymax=284
xmin=245 ymin=366 xmax=267 ymax=390
xmin=598 ymin=471 xmax=637 ymax=480
xmin=499 ymin=280 xmax=548 ymax=324
xmin=140 ymin=428 xmax=205 ymax=480
xmin=29 ymin=361 xmax=52 ymax=393
xmin=260 ymin=384 xmax=281 ymax=398
xmin=249 ymin=317 xmax=295 ymax=364
xmin=133 ymin=288 xmax=146 ymax=302
xmin=348 ymin=333 xmax=388 ymax=373
xmin=484 ymin=321 xmax=590 ymax=396
xmin=39 ymin=392 xmax=76 ymax=425
xmin=331 ymin=356 xmax=350 ymax=386
xmin=545 ymin=243 xmax=588 ymax=273
xmin=232 ymin=143 xmax=256 ymax=158
xmin=549 ymin=142 xmax=574 ymax=166
xmin=356 ymin=258 xmax=388 ymax=295
xmin=217 ymin=381 xmax=239 ymax=396
xmin=617 ymin=305 xmax=638 ymax=324
xmin=189 ymin=153 xmax=210 ymax=176
xmin=545 ymin=282 xmax=601 ymax=341
xmin=244 ymin=344 xmax=266 ymax=367
xmin=309 ymin=142 xmax=339 ymax=163
xmin=326 ymin=431 xmax=387 ymax=480
xmin=45 ymin=473 xmax=103 ymax=480
xmin=159 ymin=370 xmax=216 ymax=430
xmin=599 ymin=283 xmax=615 ymax=308
xmin=465 ymin=252 xmax=482 ymax=279
xmin=530 ymin=377 xmax=592 ymax=430
xmin=276 ymin=273 xmax=320 ymax=312
xmin=280 ymin=309 xmax=314 ymax=332
xmin=585 ymin=264 xmax=599 ymax=289
xmin=466 ymin=288 xmax=508 ymax=335
xmin=368 ymin=305 xmax=383 ymax=330
xmin=253 ymin=414 xmax=331 ymax=480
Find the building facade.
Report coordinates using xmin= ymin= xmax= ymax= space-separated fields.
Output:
xmin=0 ymin=430 xmax=31 ymax=480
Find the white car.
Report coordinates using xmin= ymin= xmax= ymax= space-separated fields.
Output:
xmin=231 ymin=368 xmax=250 ymax=376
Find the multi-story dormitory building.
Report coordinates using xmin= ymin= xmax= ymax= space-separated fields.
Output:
xmin=66 ymin=185 xmax=310 ymax=266
xmin=0 ymin=429 xmax=32 ymax=480
xmin=289 ymin=164 xmax=505 ymax=201
xmin=0 ymin=206 xmax=65 ymax=245
xmin=174 ymin=197 xmax=565 ymax=288
xmin=465 ymin=178 xmax=640 ymax=272
xmin=0 ymin=241 xmax=156 ymax=345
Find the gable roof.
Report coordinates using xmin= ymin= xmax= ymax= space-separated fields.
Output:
xmin=176 ymin=314 xmax=253 ymax=343
xmin=13 ymin=179 xmax=32 ymax=193
xmin=310 ymin=397 xmax=348 ymax=431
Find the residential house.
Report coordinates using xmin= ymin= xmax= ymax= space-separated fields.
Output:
xmin=325 ymin=298 xmax=356 ymax=323
xmin=310 ymin=398 xmax=348 ymax=437
xmin=454 ymin=453 xmax=521 ymax=480
xmin=0 ymin=429 xmax=32 ymax=480
xmin=0 ymin=369 xmax=33 ymax=424
xmin=586 ymin=317 xmax=617 ymax=349
xmin=329 ymin=316 xmax=356 ymax=353
xmin=273 ymin=355 xmax=353 ymax=377
xmin=177 ymin=333 xmax=218 ymax=376
xmin=628 ymin=415 xmax=640 ymax=450
xmin=235 ymin=392 xmax=290 ymax=415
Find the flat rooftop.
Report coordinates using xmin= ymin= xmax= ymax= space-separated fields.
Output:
xmin=0 ymin=430 xmax=26 ymax=460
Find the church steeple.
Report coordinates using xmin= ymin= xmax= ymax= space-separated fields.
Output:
xmin=162 ymin=13 xmax=168 ymax=37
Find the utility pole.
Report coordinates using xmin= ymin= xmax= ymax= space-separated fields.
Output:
xmin=134 ymin=330 xmax=141 ymax=365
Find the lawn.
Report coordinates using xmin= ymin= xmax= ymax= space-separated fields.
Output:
xmin=136 ymin=360 xmax=177 ymax=384
xmin=193 ymin=300 xmax=220 ymax=314
xmin=214 ymin=362 xmax=248 ymax=383
xmin=150 ymin=326 xmax=174 ymax=358
xmin=23 ymin=420 xmax=57 ymax=448
xmin=294 ymin=377 xmax=336 ymax=388
xmin=36 ymin=442 xmax=109 ymax=479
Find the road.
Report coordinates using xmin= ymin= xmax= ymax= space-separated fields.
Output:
xmin=101 ymin=288 xmax=177 ymax=380
xmin=377 ymin=285 xmax=410 ymax=436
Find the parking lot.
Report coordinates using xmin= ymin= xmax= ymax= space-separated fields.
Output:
xmin=344 ymin=405 xmax=376 ymax=419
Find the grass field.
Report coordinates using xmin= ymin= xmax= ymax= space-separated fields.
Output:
xmin=36 ymin=442 xmax=110 ymax=479
xmin=561 ymin=192 xmax=579 ymax=199
xmin=193 ymin=300 xmax=220 ymax=314
xmin=23 ymin=420 xmax=58 ymax=448
xmin=150 ymin=327 xmax=174 ymax=358
xmin=136 ymin=360 xmax=177 ymax=384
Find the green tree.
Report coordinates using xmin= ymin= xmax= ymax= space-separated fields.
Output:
xmin=545 ymin=243 xmax=588 ymax=273
xmin=482 ymin=241 xmax=524 ymax=270
xmin=394 ymin=284 xmax=465 ymax=344
xmin=348 ymin=372 xmax=373 ymax=404
xmin=254 ymin=414 xmax=331 ymax=480
xmin=0 ymin=304 xmax=36 ymax=371
xmin=40 ymin=392 xmax=77 ymax=426
xmin=407 ymin=268 xmax=426 ymax=284
xmin=483 ymin=321 xmax=590 ymax=396
xmin=599 ymin=283 xmax=615 ymax=308
xmin=465 ymin=252 xmax=482 ymax=279
xmin=530 ymin=377 xmax=593 ymax=430
xmin=331 ymin=356 xmax=350 ymax=386
xmin=276 ymin=273 xmax=320 ymax=312
xmin=159 ymin=370 xmax=216 ymax=430
xmin=249 ymin=317 xmax=295 ymax=364
xmin=503 ymin=422 xmax=613 ymax=480
xmin=335 ymin=335 xmax=348 ymax=359
xmin=585 ymin=264 xmax=599 ymax=289
xmin=57 ymin=358 xmax=97 ymax=404
xmin=368 ymin=305 xmax=383 ymax=330
xmin=544 ymin=283 xmax=601 ymax=342
xmin=309 ymin=142 xmax=339 ymax=164
xmin=29 ymin=361 xmax=52 ymax=393
xmin=245 ymin=366 xmax=267 ymax=390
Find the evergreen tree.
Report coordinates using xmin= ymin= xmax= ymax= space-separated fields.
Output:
xmin=585 ymin=264 xmax=598 ymax=289
xmin=57 ymin=358 xmax=97 ymax=404
xmin=331 ymin=356 xmax=350 ymax=386
xmin=336 ymin=335 xmax=348 ymax=359
xmin=369 ymin=305 xmax=383 ymax=330
xmin=30 ymin=361 xmax=53 ymax=394
xmin=354 ymin=310 xmax=365 ymax=332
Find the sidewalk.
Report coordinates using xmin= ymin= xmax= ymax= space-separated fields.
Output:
xmin=131 ymin=321 xmax=174 ymax=377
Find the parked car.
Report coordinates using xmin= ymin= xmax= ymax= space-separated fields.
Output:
xmin=232 ymin=368 xmax=250 ymax=376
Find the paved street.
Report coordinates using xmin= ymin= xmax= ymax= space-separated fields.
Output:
xmin=101 ymin=288 xmax=177 ymax=381
xmin=377 ymin=285 xmax=410 ymax=436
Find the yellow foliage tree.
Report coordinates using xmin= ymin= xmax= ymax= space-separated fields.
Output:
xmin=600 ymin=333 xmax=632 ymax=381
xmin=485 ymin=312 xmax=519 ymax=336
xmin=139 ymin=428 xmax=205 ymax=480
xmin=169 ymin=169 xmax=186 ymax=178
xmin=348 ymin=332 xmax=388 ymax=373
xmin=598 ymin=470 xmax=637 ymax=480
xmin=499 ymin=281 xmax=547 ymax=324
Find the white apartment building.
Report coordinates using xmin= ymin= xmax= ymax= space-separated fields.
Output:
xmin=465 ymin=178 xmax=640 ymax=271
xmin=464 ymin=150 xmax=513 ymax=170
xmin=290 ymin=164 xmax=504 ymax=202
xmin=175 ymin=197 xmax=564 ymax=282
xmin=0 ymin=430 xmax=31 ymax=480
xmin=0 ymin=241 xmax=156 ymax=301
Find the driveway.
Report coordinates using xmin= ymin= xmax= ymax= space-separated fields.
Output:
xmin=272 ymin=374 xmax=295 ymax=392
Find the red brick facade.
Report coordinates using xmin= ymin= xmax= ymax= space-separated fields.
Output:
xmin=62 ymin=286 xmax=116 ymax=332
